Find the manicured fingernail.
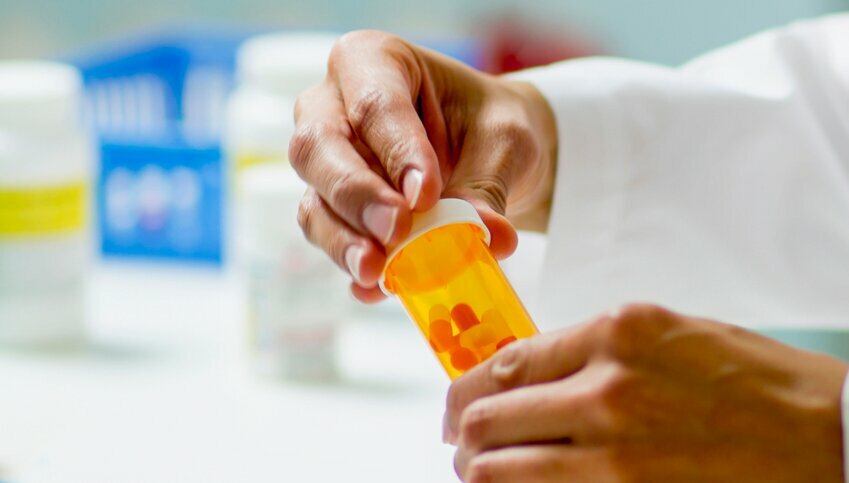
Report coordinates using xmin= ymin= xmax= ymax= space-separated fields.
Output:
xmin=442 ymin=413 xmax=457 ymax=445
xmin=363 ymin=203 xmax=398 ymax=245
xmin=345 ymin=245 xmax=365 ymax=284
xmin=403 ymin=169 xmax=424 ymax=209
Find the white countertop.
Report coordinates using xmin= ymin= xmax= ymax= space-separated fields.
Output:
xmin=0 ymin=263 xmax=459 ymax=483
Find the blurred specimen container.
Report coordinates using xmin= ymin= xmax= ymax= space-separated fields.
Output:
xmin=381 ymin=199 xmax=539 ymax=379
xmin=0 ymin=61 xmax=93 ymax=347
xmin=238 ymin=163 xmax=349 ymax=381
xmin=225 ymin=31 xmax=338 ymax=174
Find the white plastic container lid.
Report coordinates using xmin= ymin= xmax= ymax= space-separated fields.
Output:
xmin=236 ymin=32 xmax=339 ymax=97
xmin=379 ymin=198 xmax=491 ymax=293
xmin=0 ymin=61 xmax=83 ymax=131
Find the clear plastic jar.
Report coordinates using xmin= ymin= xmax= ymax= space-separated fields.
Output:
xmin=0 ymin=61 xmax=92 ymax=347
xmin=381 ymin=199 xmax=539 ymax=379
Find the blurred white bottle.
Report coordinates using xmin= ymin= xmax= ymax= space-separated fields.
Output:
xmin=0 ymin=61 xmax=93 ymax=348
xmin=224 ymin=31 xmax=338 ymax=173
xmin=239 ymin=163 xmax=349 ymax=381
xmin=224 ymin=31 xmax=338 ymax=271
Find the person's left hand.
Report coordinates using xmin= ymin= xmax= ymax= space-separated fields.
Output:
xmin=445 ymin=304 xmax=848 ymax=482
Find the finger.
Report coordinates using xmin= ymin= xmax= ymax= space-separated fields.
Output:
xmin=455 ymin=444 xmax=617 ymax=483
xmin=465 ymin=198 xmax=518 ymax=260
xmin=291 ymin=85 xmax=411 ymax=247
xmin=445 ymin=317 xmax=606 ymax=444
xmin=350 ymin=282 xmax=387 ymax=304
xmin=442 ymin=117 xmax=541 ymax=259
xmin=331 ymin=32 xmax=442 ymax=211
xmin=298 ymin=188 xmax=385 ymax=287
xmin=457 ymin=368 xmax=615 ymax=452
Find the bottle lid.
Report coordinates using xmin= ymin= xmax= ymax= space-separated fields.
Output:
xmin=379 ymin=198 xmax=490 ymax=294
xmin=236 ymin=32 xmax=339 ymax=97
xmin=0 ymin=61 xmax=83 ymax=131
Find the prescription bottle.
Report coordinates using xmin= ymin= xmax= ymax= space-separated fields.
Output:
xmin=381 ymin=199 xmax=539 ymax=379
xmin=0 ymin=61 xmax=92 ymax=347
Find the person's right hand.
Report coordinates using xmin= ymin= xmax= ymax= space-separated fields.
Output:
xmin=290 ymin=30 xmax=557 ymax=303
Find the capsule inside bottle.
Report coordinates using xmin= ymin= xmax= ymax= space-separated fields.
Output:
xmin=382 ymin=222 xmax=539 ymax=379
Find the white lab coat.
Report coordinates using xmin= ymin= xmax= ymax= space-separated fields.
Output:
xmin=513 ymin=14 xmax=849 ymax=478
xmin=513 ymin=13 xmax=849 ymax=331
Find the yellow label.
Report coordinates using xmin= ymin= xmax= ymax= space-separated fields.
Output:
xmin=235 ymin=153 xmax=287 ymax=173
xmin=0 ymin=182 xmax=86 ymax=236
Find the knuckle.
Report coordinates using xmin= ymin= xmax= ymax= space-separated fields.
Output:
xmin=380 ymin=138 xmax=415 ymax=180
xmin=464 ymin=175 xmax=509 ymax=214
xmin=604 ymin=303 xmax=673 ymax=360
xmin=347 ymin=88 xmax=396 ymax=135
xmin=326 ymin=170 xmax=359 ymax=210
xmin=289 ymin=123 xmax=331 ymax=173
xmin=458 ymin=400 xmax=497 ymax=448
xmin=489 ymin=340 xmax=529 ymax=389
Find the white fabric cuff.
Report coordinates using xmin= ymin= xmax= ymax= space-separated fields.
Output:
xmin=507 ymin=59 xmax=640 ymax=326
xmin=843 ymin=370 xmax=849 ymax=483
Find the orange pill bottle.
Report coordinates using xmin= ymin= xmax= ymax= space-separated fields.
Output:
xmin=380 ymin=199 xmax=539 ymax=379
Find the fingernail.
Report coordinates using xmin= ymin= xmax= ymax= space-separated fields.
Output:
xmin=403 ymin=169 xmax=424 ymax=209
xmin=442 ymin=413 xmax=457 ymax=445
xmin=345 ymin=245 xmax=365 ymax=284
xmin=363 ymin=203 xmax=398 ymax=245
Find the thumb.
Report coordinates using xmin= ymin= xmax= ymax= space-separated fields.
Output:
xmin=442 ymin=177 xmax=519 ymax=260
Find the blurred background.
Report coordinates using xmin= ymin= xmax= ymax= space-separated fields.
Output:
xmin=1 ymin=1 xmax=848 ymax=482
xmin=1 ymin=0 xmax=847 ymax=64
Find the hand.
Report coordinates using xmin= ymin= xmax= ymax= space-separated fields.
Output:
xmin=445 ymin=304 xmax=849 ymax=482
xmin=289 ymin=30 xmax=557 ymax=303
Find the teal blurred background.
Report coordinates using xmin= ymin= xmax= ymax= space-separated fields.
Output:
xmin=1 ymin=0 xmax=846 ymax=63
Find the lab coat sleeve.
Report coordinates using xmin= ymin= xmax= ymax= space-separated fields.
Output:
xmin=509 ymin=14 xmax=849 ymax=331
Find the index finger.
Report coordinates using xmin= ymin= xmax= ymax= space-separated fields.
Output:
xmin=444 ymin=316 xmax=603 ymax=444
xmin=330 ymin=32 xmax=442 ymax=211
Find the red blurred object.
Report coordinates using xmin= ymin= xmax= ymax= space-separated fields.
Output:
xmin=480 ymin=15 xmax=604 ymax=74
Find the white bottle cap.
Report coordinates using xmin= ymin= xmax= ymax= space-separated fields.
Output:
xmin=236 ymin=32 xmax=339 ymax=97
xmin=0 ymin=61 xmax=83 ymax=131
xmin=379 ymin=198 xmax=491 ymax=294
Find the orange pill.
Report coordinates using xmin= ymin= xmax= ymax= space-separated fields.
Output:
xmin=429 ymin=319 xmax=457 ymax=353
xmin=459 ymin=324 xmax=498 ymax=349
xmin=496 ymin=336 xmax=517 ymax=350
xmin=450 ymin=347 xmax=479 ymax=371
xmin=451 ymin=303 xmax=480 ymax=331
